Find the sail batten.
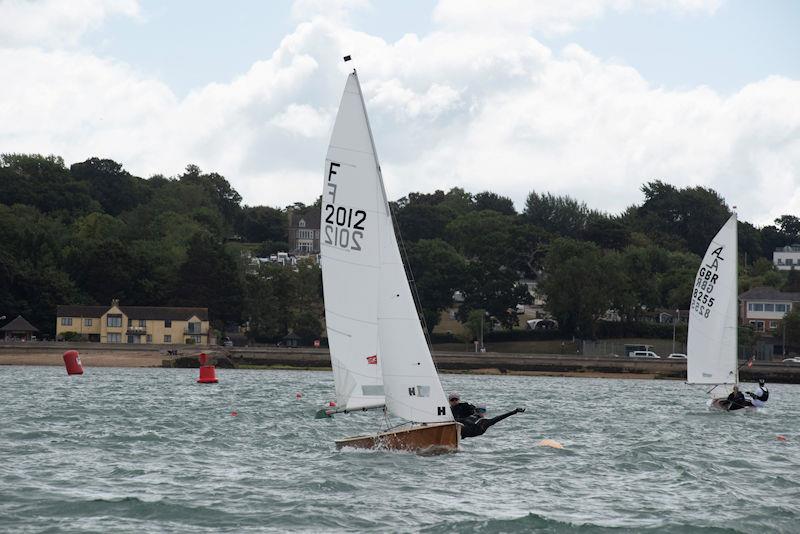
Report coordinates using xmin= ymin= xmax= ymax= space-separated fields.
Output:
xmin=687 ymin=214 xmax=738 ymax=385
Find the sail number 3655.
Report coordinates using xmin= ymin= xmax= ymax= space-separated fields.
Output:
xmin=324 ymin=204 xmax=365 ymax=251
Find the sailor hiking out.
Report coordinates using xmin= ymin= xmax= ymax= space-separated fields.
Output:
xmin=448 ymin=392 xmax=525 ymax=438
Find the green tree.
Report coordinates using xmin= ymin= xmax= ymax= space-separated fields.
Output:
xmin=173 ymin=233 xmax=244 ymax=325
xmin=524 ymin=190 xmax=594 ymax=238
xmin=783 ymin=308 xmax=800 ymax=348
xmin=540 ymin=238 xmax=623 ymax=337
xmin=406 ymin=239 xmax=466 ymax=332
xmin=474 ymin=192 xmax=516 ymax=215
xmin=458 ymin=262 xmax=532 ymax=330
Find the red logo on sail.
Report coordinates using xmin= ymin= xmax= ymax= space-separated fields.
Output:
xmin=366 ymin=354 xmax=377 ymax=365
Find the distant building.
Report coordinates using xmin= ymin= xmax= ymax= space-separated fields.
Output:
xmin=56 ymin=299 xmax=210 ymax=344
xmin=773 ymin=244 xmax=800 ymax=271
xmin=739 ymin=287 xmax=799 ymax=333
xmin=287 ymin=209 xmax=320 ymax=254
xmin=1 ymin=315 xmax=39 ymax=341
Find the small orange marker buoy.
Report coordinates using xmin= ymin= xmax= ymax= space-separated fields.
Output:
xmin=295 ymin=392 xmax=303 ymax=399
xmin=537 ymin=438 xmax=564 ymax=449
xmin=328 ymin=401 xmax=336 ymax=407
xmin=63 ymin=350 xmax=84 ymax=375
xmin=231 ymin=411 xmax=238 ymax=417
xmin=777 ymin=435 xmax=788 ymax=441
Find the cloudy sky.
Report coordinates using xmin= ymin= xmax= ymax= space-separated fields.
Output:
xmin=1 ymin=0 xmax=798 ymax=225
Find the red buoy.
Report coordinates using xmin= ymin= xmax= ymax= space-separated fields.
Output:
xmin=197 ymin=365 xmax=218 ymax=383
xmin=63 ymin=350 xmax=84 ymax=375
xmin=197 ymin=353 xmax=217 ymax=383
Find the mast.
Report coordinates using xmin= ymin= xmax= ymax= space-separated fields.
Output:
xmin=733 ymin=209 xmax=739 ymax=384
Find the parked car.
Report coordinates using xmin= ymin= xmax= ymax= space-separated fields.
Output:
xmin=782 ymin=357 xmax=800 ymax=364
xmin=220 ymin=336 xmax=234 ymax=347
xmin=667 ymin=353 xmax=687 ymax=359
xmin=631 ymin=350 xmax=660 ymax=359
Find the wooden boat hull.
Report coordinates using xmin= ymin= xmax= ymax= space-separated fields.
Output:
xmin=335 ymin=422 xmax=460 ymax=453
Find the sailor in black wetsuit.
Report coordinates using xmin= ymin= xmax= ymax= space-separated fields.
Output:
xmin=746 ymin=378 xmax=769 ymax=408
xmin=723 ymin=385 xmax=752 ymax=411
xmin=447 ymin=392 xmax=525 ymax=438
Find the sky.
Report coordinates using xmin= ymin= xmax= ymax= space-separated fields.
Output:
xmin=1 ymin=0 xmax=798 ymax=226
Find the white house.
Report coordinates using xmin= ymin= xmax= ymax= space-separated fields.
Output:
xmin=773 ymin=244 xmax=800 ymax=271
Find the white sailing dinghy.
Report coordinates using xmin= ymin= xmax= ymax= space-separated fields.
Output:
xmin=320 ymin=67 xmax=459 ymax=451
xmin=686 ymin=213 xmax=746 ymax=409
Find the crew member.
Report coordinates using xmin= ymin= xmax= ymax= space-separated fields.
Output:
xmin=447 ymin=392 xmax=525 ymax=438
xmin=746 ymin=378 xmax=769 ymax=408
xmin=724 ymin=385 xmax=752 ymax=411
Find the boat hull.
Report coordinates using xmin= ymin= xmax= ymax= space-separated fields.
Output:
xmin=709 ymin=398 xmax=757 ymax=411
xmin=335 ymin=422 xmax=460 ymax=452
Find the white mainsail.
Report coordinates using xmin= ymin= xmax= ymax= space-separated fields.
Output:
xmin=322 ymin=70 xmax=452 ymax=424
xmin=687 ymin=214 xmax=738 ymax=386
xmin=321 ymin=72 xmax=384 ymax=411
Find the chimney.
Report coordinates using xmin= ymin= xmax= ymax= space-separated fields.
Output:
xmin=111 ymin=298 xmax=120 ymax=308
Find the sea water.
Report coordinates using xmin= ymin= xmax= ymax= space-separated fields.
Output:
xmin=1 ymin=366 xmax=798 ymax=533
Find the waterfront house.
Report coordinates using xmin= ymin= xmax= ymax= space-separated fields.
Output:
xmin=56 ymin=299 xmax=210 ymax=344
xmin=1 ymin=315 xmax=39 ymax=341
xmin=738 ymin=286 xmax=799 ymax=333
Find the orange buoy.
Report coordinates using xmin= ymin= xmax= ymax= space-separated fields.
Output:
xmin=295 ymin=392 xmax=303 ymax=399
xmin=197 ymin=365 xmax=218 ymax=383
xmin=231 ymin=411 xmax=238 ymax=417
xmin=777 ymin=435 xmax=788 ymax=441
xmin=537 ymin=438 xmax=564 ymax=449
xmin=63 ymin=350 xmax=84 ymax=375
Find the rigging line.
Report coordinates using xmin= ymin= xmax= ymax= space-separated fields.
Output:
xmin=389 ymin=200 xmax=434 ymax=353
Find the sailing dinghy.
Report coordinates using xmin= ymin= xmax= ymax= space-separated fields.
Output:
xmin=686 ymin=214 xmax=750 ymax=410
xmin=320 ymin=67 xmax=459 ymax=451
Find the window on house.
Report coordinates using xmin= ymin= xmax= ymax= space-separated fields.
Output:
xmin=146 ymin=334 xmax=152 ymax=343
xmin=187 ymin=322 xmax=201 ymax=334
xmin=164 ymin=334 xmax=172 ymax=343
xmin=128 ymin=318 xmax=133 ymax=327
xmin=107 ymin=333 xmax=121 ymax=343
xmin=139 ymin=319 xmax=146 ymax=327
xmin=769 ymin=321 xmax=778 ymax=329
xmin=764 ymin=303 xmax=774 ymax=312
xmin=84 ymin=318 xmax=92 ymax=327
xmin=61 ymin=317 xmax=73 ymax=326
xmin=752 ymin=303 xmax=764 ymax=312
xmin=299 ymin=219 xmax=306 ymax=227
xmin=164 ymin=320 xmax=172 ymax=328
xmin=107 ymin=315 xmax=122 ymax=327
xmin=776 ymin=304 xmax=786 ymax=313
xmin=748 ymin=320 xmax=765 ymax=332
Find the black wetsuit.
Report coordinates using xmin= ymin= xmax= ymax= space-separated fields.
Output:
xmin=723 ymin=391 xmax=752 ymax=411
xmin=450 ymin=402 xmax=522 ymax=438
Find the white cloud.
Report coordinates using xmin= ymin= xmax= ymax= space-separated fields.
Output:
xmin=0 ymin=0 xmax=140 ymax=47
xmin=1 ymin=0 xmax=797 ymax=226
xmin=433 ymin=0 xmax=723 ymax=35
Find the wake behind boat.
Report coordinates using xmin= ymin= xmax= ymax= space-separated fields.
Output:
xmin=321 ymin=63 xmax=459 ymax=452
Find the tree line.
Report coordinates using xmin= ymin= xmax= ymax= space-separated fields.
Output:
xmin=1 ymin=153 xmax=798 ymax=344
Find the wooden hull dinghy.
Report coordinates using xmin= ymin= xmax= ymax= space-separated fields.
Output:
xmin=335 ymin=422 xmax=460 ymax=452
xmin=319 ymin=65 xmax=459 ymax=449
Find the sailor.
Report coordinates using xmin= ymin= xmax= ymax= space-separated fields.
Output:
xmin=724 ymin=385 xmax=752 ymax=411
xmin=447 ymin=392 xmax=525 ymax=438
xmin=746 ymin=378 xmax=769 ymax=407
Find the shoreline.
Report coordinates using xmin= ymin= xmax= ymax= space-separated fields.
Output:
xmin=3 ymin=344 xmax=799 ymax=383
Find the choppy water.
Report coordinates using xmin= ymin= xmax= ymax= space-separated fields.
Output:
xmin=1 ymin=366 xmax=798 ymax=533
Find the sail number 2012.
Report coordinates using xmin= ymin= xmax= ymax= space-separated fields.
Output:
xmin=324 ymin=205 xmax=365 ymax=251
